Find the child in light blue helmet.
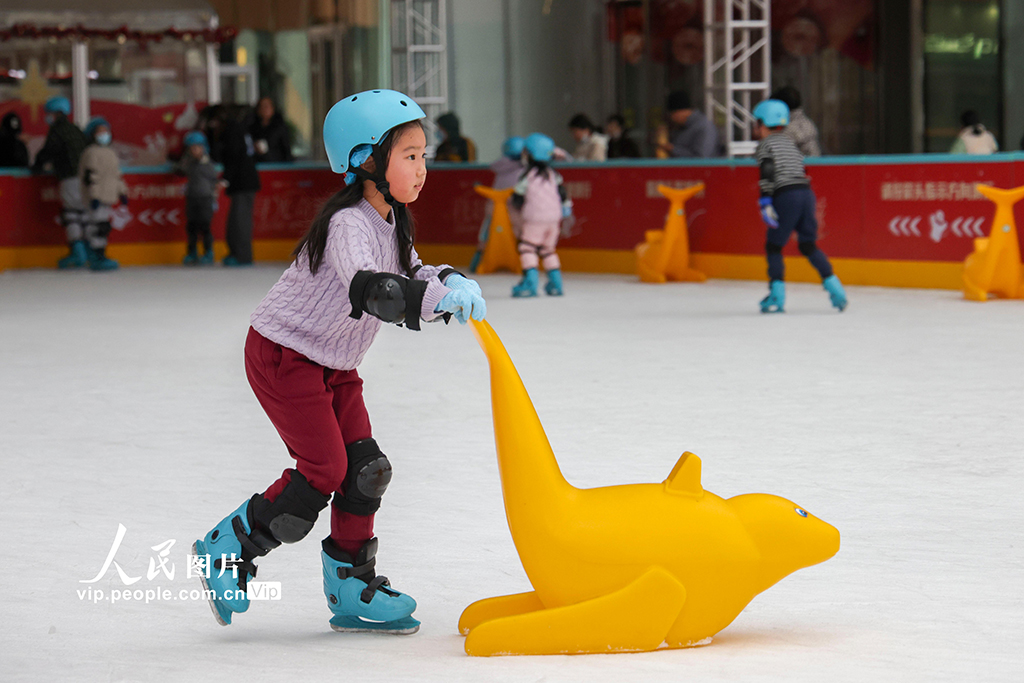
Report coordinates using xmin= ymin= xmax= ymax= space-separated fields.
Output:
xmin=176 ymin=130 xmax=220 ymax=264
xmin=510 ymin=132 xmax=572 ymax=297
xmin=469 ymin=136 xmax=526 ymax=272
xmin=192 ymin=90 xmax=485 ymax=636
xmin=753 ymin=99 xmax=846 ymax=313
xmin=77 ymin=117 xmax=127 ymax=271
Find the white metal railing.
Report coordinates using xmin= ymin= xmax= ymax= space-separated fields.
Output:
xmin=704 ymin=0 xmax=771 ymax=157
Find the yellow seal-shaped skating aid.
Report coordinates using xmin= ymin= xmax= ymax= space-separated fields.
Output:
xmin=461 ymin=320 xmax=840 ymax=656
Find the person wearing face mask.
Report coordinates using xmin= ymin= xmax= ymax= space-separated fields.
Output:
xmin=78 ymin=117 xmax=128 ymax=271
xmin=32 ymin=96 xmax=90 ymax=268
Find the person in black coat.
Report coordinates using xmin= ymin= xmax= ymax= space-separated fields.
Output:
xmin=0 ymin=112 xmax=30 ymax=167
xmin=217 ymin=105 xmax=261 ymax=266
xmin=250 ymin=97 xmax=293 ymax=163
xmin=605 ymin=114 xmax=641 ymax=158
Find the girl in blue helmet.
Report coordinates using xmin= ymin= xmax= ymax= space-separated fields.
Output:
xmin=193 ymin=90 xmax=486 ymax=634
xmin=510 ymin=132 xmax=573 ymax=297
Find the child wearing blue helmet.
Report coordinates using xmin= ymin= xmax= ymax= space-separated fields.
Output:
xmin=510 ymin=132 xmax=573 ymax=297
xmin=78 ymin=117 xmax=127 ymax=271
xmin=192 ymin=90 xmax=486 ymax=635
xmin=176 ymin=130 xmax=220 ymax=265
xmin=469 ymin=136 xmax=526 ymax=272
xmin=753 ymin=99 xmax=846 ymax=313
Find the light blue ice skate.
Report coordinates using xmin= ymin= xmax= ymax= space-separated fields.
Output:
xmin=823 ymin=275 xmax=847 ymax=312
xmin=760 ymin=280 xmax=785 ymax=313
xmin=544 ymin=268 xmax=564 ymax=296
xmin=322 ymin=538 xmax=419 ymax=635
xmin=512 ymin=268 xmax=539 ymax=298
xmin=57 ymin=241 xmax=88 ymax=269
xmin=193 ymin=500 xmax=258 ymax=626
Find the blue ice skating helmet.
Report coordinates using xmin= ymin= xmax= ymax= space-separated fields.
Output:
xmin=184 ymin=130 xmax=209 ymax=149
xmin=753 ymin=99 xmax=790 ymax=128
xmin=44 ymin=96 xmax=72 ymax=115
xmin=322 ymin=89 xmax=426 ymax=174
xmin=84 ymin=117 xmax=111 ymax=138
xmin=524 ymin=133 xmax=555 ymax=163
xmin=503 ymin=136 xmax=525 ymax=159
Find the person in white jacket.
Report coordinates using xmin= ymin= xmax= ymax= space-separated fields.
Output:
xmin=79 ymin=117 xmax=128 ymax=271
xmin=950 ymin=111 xmax=998 ymax=155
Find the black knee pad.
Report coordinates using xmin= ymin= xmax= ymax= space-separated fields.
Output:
xmin=250 ymin=469 xmax=330 ymax=548
xmin=798 ymin=241 xmax=818 ymax=257
xmin=765 ymin=242 xmax=784 ymax=255
xmin=94 ymin=221 xmax=113 ymax=239
xmin=333 ymin=438 xmax=392 ymax=516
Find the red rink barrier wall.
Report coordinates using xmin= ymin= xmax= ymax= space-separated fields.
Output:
xmin=4 ymin=154 xmax=1024 ymax=288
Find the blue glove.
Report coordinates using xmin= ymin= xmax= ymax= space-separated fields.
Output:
xmin=759 ymin=196 xmax=779 ymax=228
xmin=436 ymin=287 xmax=486 ymax=324
xmin=444 ymin=272 xmax=483 ymax=297
xmin=120 ymin=194 xmax=129 ymax=207
xmin=90 ymin=198 xmax=100 ymax=211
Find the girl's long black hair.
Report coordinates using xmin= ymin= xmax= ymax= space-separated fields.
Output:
xmin=294 ymin=120 xmax=421 ymax=276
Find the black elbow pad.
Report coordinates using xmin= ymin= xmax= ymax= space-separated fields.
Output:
xmin=349 ymin=270 xmax=427 ymax=331
xmin=759 ymin=158 xmax=775 ymax=183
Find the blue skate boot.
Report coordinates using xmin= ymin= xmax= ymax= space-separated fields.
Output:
xmin=57 ymin=241 xmax=88 ymax=269
xmin=199 ymin=251 xmax=214 ymax=265
xmin=823 ymin=275 xmax=847 ymax=312
xmin=193 ymin=500 xmax=265 ymax=625
xmin=760 ymin=280 xmax=786 ymax=313
xmin=182 ymin=250 xmax=199 ymax=266
xmin=194 ymin=472 xmax=331 ymax=625
xmin=322 ymin=537 xmax=420 ymax=635
xmin=87 ymin=246 xmax=119 ymax=271
xmin=544 ymin=268 xmax=564 ymax=296
xmin=512 ymin=268 xmax=539 ymax=298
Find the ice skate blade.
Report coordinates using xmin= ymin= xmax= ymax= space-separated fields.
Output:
xmin=192 ymin=540 xmax=232 ymax=626
xmin=329 ymin=615 xmax=421 ymax=635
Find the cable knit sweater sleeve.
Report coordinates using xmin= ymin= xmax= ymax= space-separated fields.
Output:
xmin=323 ymin=205 xmax=450 ymax=322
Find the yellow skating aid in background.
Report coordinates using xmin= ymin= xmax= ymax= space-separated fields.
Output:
xmin=962 ymin=184 xmax=1024 ymax=301
xmin=636 ymin=183 xmax=706 ymax=283
xmin=474 ymin=185 xmax=522 ymax=275
xmin=460 ymin=320 xmax=840 ymax=657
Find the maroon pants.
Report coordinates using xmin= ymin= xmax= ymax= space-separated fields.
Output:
xmin=244 ymin=327 xmax=374 ymax=556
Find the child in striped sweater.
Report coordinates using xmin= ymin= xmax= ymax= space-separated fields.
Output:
xmin=193 ymin=90 xmax=486 ymax=635
xmin=753 ymin=99 xmax=847 ymax=313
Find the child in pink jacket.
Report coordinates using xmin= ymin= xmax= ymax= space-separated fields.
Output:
xmin=510 ymin=133 xmax=573 ymax=297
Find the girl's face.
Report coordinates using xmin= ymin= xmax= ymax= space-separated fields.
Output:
xmin=385 ymin=125 xmax=427 ymax=204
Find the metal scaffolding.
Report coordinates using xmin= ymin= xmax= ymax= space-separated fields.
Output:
xmin=391 ymin=0 xmax=447 ymax=140
xmin=703 ymin=0 xmax=771 ymax=157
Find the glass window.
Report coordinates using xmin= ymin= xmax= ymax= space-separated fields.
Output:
xmin=923 ymin=0 xmax=1001 ymax=152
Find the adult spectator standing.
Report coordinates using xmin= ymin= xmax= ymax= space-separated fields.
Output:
xmin=219 ymin=106 xmax=261 ymax=266
xmin=0 ymin=112 xmax=29 ymax=167
xmin=250 ymin=97 xmax=293 ymax=163
xmin=772 ymin=86 xmax=821 ymax=157
xmin=32 ymin=96 xmax=90 ymax=269
xmin=657 ymin=91 xmax=721 ymax=158
xmin=434 ymin=112 xmax=476 ymax=161
xmin=568 ymin=113 xmax=609 ymax=161
xmin=950 ymin=111 xmax=998 ymax=155
xmin=605 ymin=114 xmax=641 ymax=158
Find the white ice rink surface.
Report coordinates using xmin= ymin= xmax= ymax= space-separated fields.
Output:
xmin=2 ymin=266 xmax=1022 ymax=682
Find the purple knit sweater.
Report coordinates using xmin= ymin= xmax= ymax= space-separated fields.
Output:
xmin=250 ymin=199 xmax=451 ymax=370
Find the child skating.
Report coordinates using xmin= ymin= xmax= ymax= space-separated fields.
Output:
xmin=192 ymin=90 xmax=486 ymax=634
xmin=510 ymin=133 xmax=573 ymax=297
xmin=753 ymin=99 xmax=846 ymax=313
